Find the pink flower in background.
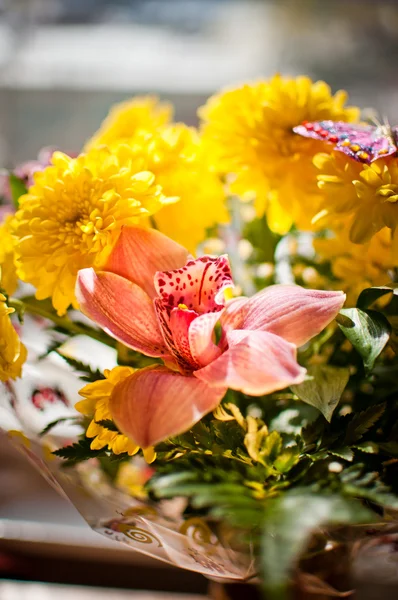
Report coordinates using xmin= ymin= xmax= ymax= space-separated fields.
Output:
xmin=77 ymin=227 xmax=345 ymax=448
xmin=0 ymin=147 xmax=73 ymax=206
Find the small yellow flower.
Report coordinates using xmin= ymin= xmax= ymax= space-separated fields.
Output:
xmin=13 ymin=147 xmax=176 ymax=315
xmin=0 ymin=294 xmax=27 ymax=381
xmin=85 ymin=96 xmax=172 ymax=150
xmin=0 ymin=215 xmax=18 ymax=295
xmin=76 ymin=366 xmax=156 ymax=463
xmin=315 ymin=152 xmax=398 ymax=244
xmin=314 ymin=225 xmax=397 ymax=306
xmin=115 ymin=461 xmax=154 ymax=499
xmin=199 ymin=74 xmax=359 ymax=234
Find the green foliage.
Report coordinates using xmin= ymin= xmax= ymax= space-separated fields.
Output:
xmin=53 ymin=437 xmax=106 ymax=465
xmin=337 ymin=308 xmax=391 ymax=372
xmin=344 ymin=403 xmax=386 ymax=444
xmin=55 ymin=351 xmax=105 ymax=382
xmin=95 ymin=419 xmax=120 ymax=433
xmin=291 ymin=365 xmax=350 ymax=422
xmin=357 ymin=286 xmax=397 ymax=310
xmin=261 ymin=490 xmax=373 ymax=599
xmin=39 ymin=416 xmax=81 ymax=437
xmin=9 ymin=173 xmax=28 ymax=208
xmin=53 ymin=436 xmax=129 ymax=466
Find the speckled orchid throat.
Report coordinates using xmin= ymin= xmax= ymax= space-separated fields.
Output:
xmin=153 ymin=255 xmax=233 ymax=372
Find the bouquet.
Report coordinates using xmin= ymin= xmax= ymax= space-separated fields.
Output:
xmin=2 ymin=75 xmax=398 ymax=599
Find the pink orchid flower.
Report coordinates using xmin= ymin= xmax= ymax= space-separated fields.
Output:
xmin=76 ymin=227 xmax=345 ymax=448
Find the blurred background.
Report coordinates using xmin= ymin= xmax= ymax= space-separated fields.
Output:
xmin=2 ymin=0 xmax=398 ymax=597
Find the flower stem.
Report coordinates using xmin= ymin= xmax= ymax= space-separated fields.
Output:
xmin=8 ymin=297 xmax=116 ymax=349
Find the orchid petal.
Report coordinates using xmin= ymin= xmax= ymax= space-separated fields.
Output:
xmin=237 ymin=285 xmax=346 ymax=347
xmin=168 ymin=307 xmax=198 ymax=369
xmin=188 ymin=311 xmax=223 ymax=367
xmin=105 ymin=226 xmax=189 ymax=298
xmin=220 ymin=296 xmax=249 ymax=335
xmin=110 ymin=366 xmax=226 ymax=447
xmin=154 ymin=255 xmax=234 ymax=315
xmin=194 ymin=330 xmax=306 ymax=396
xmin=76 ymin=268 xmax=168 ymax=357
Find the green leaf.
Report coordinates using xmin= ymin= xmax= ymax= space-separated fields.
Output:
xmin=95 ymin=419 xmax=119 ymax=433
xmin=9 ymin=173 xmax=28 ymax=208
xmin=56 ymin=351 xmax=105 ymax=382
xmin=291 ymin=365 xmax=350 ymax=422
xmin=357 ymin=286 xmax=396 ymax=310
xmin=336 ymin=308 xmax=391 ymax=372
xmin=378 ymin=441 xmax=398 ymax=456
xmin=39 ymin=416 xmax=80 ymax=437
xmin=53 ymin=437 xmax=106 ymax=465
xmin=274 ymin=450 xmax=299 ymax=473
xmin=353 ymin=441 xmax=379 ymax=454
xmin=261 ymin=490 xmax=373 ymax=599
xmin=345 ymin=403 xmax=386 ymax=444
xmin=329 ymin=447 xmax=354 ymax=462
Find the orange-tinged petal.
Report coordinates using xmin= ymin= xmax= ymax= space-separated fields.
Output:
xmin=105 ymin=226 xmax=189 ymax=298
xmin=110 ymin=365 xmax=226 ymax=447
xmin=230 ymin=285 xmax=345 ymax=347
xmin=76 ymin=268 xmax=168 ymax=357
xmin=168 ymin=307 xmax=198 ymax=368
xmin=188 ymin=311 xmax=223 ymax=367
xmin=194 ymin=330 xmax=306 ymax=396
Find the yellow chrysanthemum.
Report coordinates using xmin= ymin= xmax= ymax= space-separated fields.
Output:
xmin=0 ymin=294 xmax=27 ymax=381
xmin=137 ymin=125 xmax=228 ymax=251
xmin=315 ymin=152 xmax=398 ymax=245
xmin=85 ymin=96 xmax=172 ymax=151
xmin=13 ymin=147 xmax=176 ymax=315
xmin=199 ymin=74 xmax=359 ymax=234
xmin=76 ymin=366 xmax=156 ymax=463
xmin=106 ymin=125 xmax=229 ymax=252
xmin=314 ymin=225 xmax=397 ymax=306
xmin=0 ymin=215 xmax=18 ymax=295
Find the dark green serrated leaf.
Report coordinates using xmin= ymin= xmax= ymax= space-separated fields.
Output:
xmin=38 ymin=338 xmax=65 ymax=360
xmin=345 ymin=403 xmax=386 ymax=445
xmin=39 ymin=416 xmax=80 ymax=437
xmin=9 ymin=173 xmax=28 ymax=208
xmin=261 ymin=490 xmax=373 ymax=598
xmin=357 ymin=286 xmax=397 ymax=310
xmin=291 ymin=365 xmax=350 ymax=422
xmin=56 ymin=351 xmax=105 ymax=382
xmin=353 ymin=442 xmax=379 ymax=454
xmin=53 ymin=437 xmax=106 ymax=465
xmin=337 ymin=308 xmax=391 ymax=372
xmin=95 ymin=419 xmax=119 ymax=433
xmin=378 ymin=441 xmax=398 ymax=456
xmin=330 ymin=447 xmax=354 ymax=462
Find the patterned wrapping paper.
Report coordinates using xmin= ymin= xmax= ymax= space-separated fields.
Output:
xmin=0 ymin=323 xmax=256 ymax=582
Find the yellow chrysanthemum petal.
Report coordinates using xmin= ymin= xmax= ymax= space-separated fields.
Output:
xmin=0 ymin=215 xmax=18 ymax=295
xmin=0 ymin=294 xmax=27 ymax=381
xmin=104 ymin=124 xmax=229 ymax=252
xmin=199 ymin=74 xmax=359 ymax=233
xmin=12 ymin=147 xmax=174 ymax=315
xmin=77 ymin=366 xmax=156 ymax=461
xmin=146 ymin=125 xmax=229 ymax=251
xmin=314 ymin=225 xmax=398 ymax=306
xmin=85 ymin=96 xmax=172 ymax=151
xmin=315 ymin=152 xmax=398 ymax=244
